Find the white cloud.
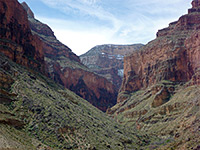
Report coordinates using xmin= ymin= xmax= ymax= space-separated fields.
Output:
xmin=40 ymin=0 xmax=118 ymax=24
xmin=37 ymin=0 xmax=191 ymax=55
xmin=54 ymin=29 xmax=111 ymax=55
xmin=81 ymin=0 xmax=100 ymax=5
xmin=37 ymin=17 xmax=117 ymax=55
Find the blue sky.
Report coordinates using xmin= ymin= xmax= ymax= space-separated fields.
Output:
xmin=18 ymin=0 xmax=191 ymax=55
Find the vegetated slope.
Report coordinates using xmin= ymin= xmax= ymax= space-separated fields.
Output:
xmin=0 ymin=52 xmax=152 ymax=149
xmin=0 ymin=1 xmax=153 ymax=149
xmin=21 ymin=2 xmax=117 ymax=112
xmin=80 ymin=44 xmax=144 ymax=90
xmin=108 ymin=1 xmax=200 ymax=149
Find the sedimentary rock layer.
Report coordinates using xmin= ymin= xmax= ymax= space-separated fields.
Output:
xmin=0 ymin=0 xmax=45 ymax=73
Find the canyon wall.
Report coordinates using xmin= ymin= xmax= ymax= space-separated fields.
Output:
xmin=21 ymin=2 xmax=117 ymax=111
xmin=119 ymin=1 xmax=200 ymax=102
xmin=107 ymin=2 xmax=200 ymax=149
xmin=80 ymin=44 xmax=143 ymax=90
xmin=0 ymin=0 xmax=45 ymax=73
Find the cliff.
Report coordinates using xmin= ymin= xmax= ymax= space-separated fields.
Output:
xmin=0 ymin=1 xmax=150 ymax=149
xmin=1 ymin=0 xmax=199 ymax=149
xmin=119 ymin=1 xmax=200 ymax=97
xmin=107 ymin=1 xmax=200 ymax=149
xmin=0 ymin=0 xmax=45 ymax=73
xmin=0 ymin=50 xmax=149 ymax=150
xmin=21 ymin=2 xmax=117 ymax=111
xmin=80 ymin=44 xmax=143 ymax=91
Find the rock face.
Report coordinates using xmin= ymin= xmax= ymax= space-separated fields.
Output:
xmin=191 ymin=0 xmax=200 ymax=10
xmin=119 ymin=1 xmax=200 ymax=99
xmin=0 ymin=52 xmax=148 ymax=150
xmin=0 ymin=0 xmax=45 ymax=73
xmin=51 ymin=66 xmax=117 ymax=111
xmin=80 ymin=44 xmax=143 ymax=90
xmin=21 ymin=2 xmax=79 ymax=62
xmin=107 ymin=1 xmax=200 ymax=149
xmin=108 ymin=82 xmax=200 ymax=150
xmin=21 ymin=2 xmax=117 ymax=111
xmin=21 ymin=2 xmax=34 ymax=18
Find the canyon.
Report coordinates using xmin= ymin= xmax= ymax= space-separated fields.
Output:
xmin=107 ymin=0 xmax=200 ymax=149
xmin=0 ymin=0 xmax=146 ymax=149
xmin=0 ymin=0 xmax=118 ymax=112
xmin=0 ymin=0 xmax=200 ymax=149
xmin=80 ymin=44 xmax=143 ymax=91
xmin=119 ymin=1 xmax=200 ymax=94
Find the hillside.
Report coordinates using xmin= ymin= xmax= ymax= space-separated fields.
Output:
xmin=0 ymin=0 xmax=153 ymax=149
xmin=108 ymin=1 xmax=200 ymax=149
xmin=20 ymin=2 xmax=117 ymax=112
xmin=0 ymin=52 xmax=153 ymax=149
xmin=0 ymin=0 xmax=200 ymax=149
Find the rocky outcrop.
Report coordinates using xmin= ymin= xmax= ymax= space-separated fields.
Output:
xmin=109 ymin=83 xmax=200 ymax=150
xmin=108 ymin=1 xmax=200 ymax=149
xmin=0 ymin=52 xmax=149 ymax=150
xmin=21 ymin=2 xmax=79 ymax=61
xmin=185 ymin=30 xmax=200 ymax=85
xmin=52 ymin=66 xmax=117 ymax=111
xmin=21 ymin=2 xmax=34 ymax=18
xmin=80 ymin=44 xmax=143 ymax=90
xmin=151 ymin=84 xmax=175 ymax=107
xmin=0 ymin=0 xmax=45 ymax=73
xmin=21 ymin=2 xmax=117 ymax=111
xmin=189 ymin=0 xmax=200 ymax=13
xmin=119 ymin=1 xmax=200 ymax=101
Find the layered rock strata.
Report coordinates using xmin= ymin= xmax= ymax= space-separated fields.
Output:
xmin=80 ymin=44 xmax=143 ymax=90
xmin=0 ymin=0 xmax=45 ymax=73
xmin=21 ymin=2 xmax=117 ymax=111
xmin=108 ymin=1 xmax=200 ymax=149
xmin=120 ymin=0 xmax=200 ymax=99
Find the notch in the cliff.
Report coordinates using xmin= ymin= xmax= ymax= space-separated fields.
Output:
xmin=188 ymin=0 xmax=200 ymax=13
xmin=21 ymin=2 xmax=35 ymax=18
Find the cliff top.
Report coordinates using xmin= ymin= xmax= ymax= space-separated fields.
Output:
xmin=21 ymin=2 xmax=34 ymax=18
xmin=192 ymin=0 xmax=200 ymax=8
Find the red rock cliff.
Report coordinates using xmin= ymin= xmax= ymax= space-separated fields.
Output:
xmin=80 ymin=44 xmax=143 ymax=91
xmin=53 ymin=65 xmax=117 ymax=111
xmin=21 ymin=2 xmax=117 ymax=111
xmin=0 ymin=0 xmax=45 ymax=73
xmin=119 ymin=0 xmax=200 ymax=102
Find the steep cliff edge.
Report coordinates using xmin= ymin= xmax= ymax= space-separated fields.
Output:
xmin=21 ymin=2 xmax=117 ymax=111
xmin=119 ymin=0 xmax=200 ymax=96
xmin=0 ymin=0 xmax=45 ymax=73
xmin=0 ymin=0 xmax=150 ymax=149
xmin=107 ymin=1 xmax=200 ymax=149
xmin=80 ymin=44 xmax=143 ymax=90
